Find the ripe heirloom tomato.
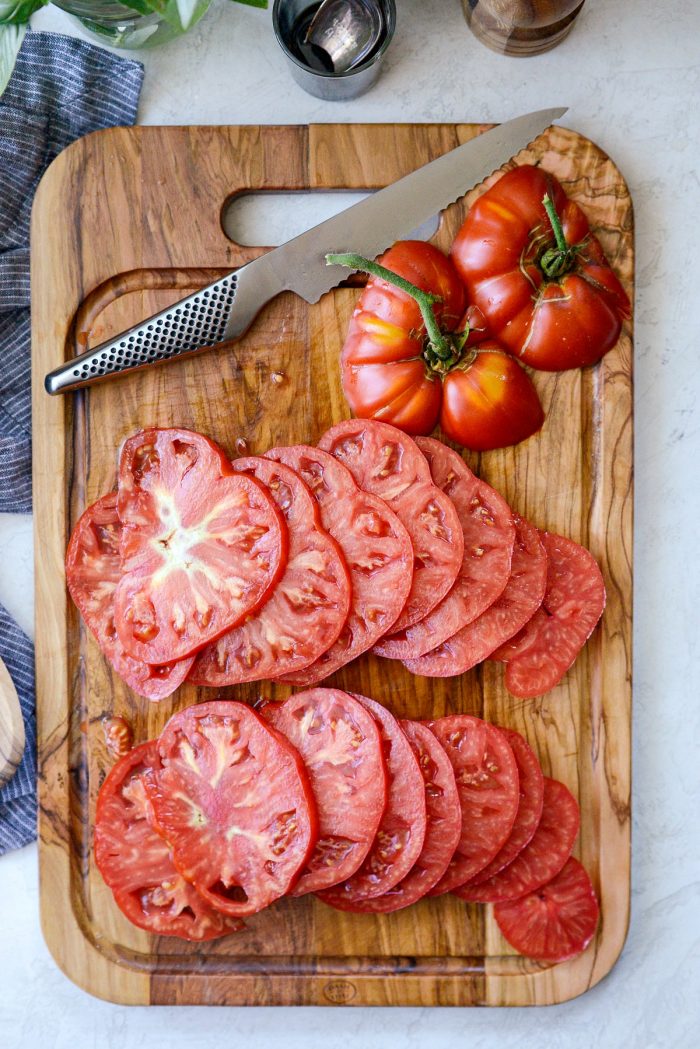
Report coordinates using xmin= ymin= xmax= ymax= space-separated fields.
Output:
xmin=333 ymin=242 xmax=544 ymax=451
xmin=450 ymin=165 xmax=631 ymax=371
xmin=441 ymin=344 xmax=544 ymax=451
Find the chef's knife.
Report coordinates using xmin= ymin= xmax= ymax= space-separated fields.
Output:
xmin=45 ymin=108 xmax=566 ymax=395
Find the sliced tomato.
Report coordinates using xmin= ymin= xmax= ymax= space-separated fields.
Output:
xmin=374 ymin=437 xmax=515 ymax=660
xmin=114 ymin=428 xmax=287 ymax=665
xmin=189 ymin=457 xmax=350 ymax=685
xmin=261 ymin=689 xmax=388 ymax=895
xmin=492 ymin=530 xmax=606 ymax=698
xmin=455 ymin=777 xmax=579 ymax=903
xmin=494 ymin=857 xmax=599 ymax=962
xmin=147 ymin=701 xmax=317 ymax=917
xmin=427 ymin=715 xmax=519 ymax=895
xmin=344 ymin=719 xmax=462 ymax=913
xmin=318 ymin=693 xmax=426 ymax=908
xmin=266 ymin=445 xmax=413 ymax=684
xmin=403 ymin=514 xmax=546 ymax=677
xmin=454 ymin=728 xmax=543 ymax=893
xmin=318 ymin=420 xmax=463 ymax=632
xmin=94 ymin=742 xmax=243 ymax=940
xmin=66 ymin=494 xmax=193 ymax=700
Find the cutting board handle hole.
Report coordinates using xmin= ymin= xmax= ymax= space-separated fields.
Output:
xmin=222 ymin=190 xmax=440 ymax=248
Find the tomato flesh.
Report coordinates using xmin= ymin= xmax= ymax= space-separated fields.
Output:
xmin=66 ymin=493 xmax=193 ymax=700
xmin=189 ymin=456 xmax=350 ymax=685
xmin=403 ymin=514 xmax=547 ymax=677
xmin=455 ymin=777 xmax=579 ymax=903
xmin=343 ymin=719 xmax=462 ymax=912
xmin=427 ymin=715 xmax=519 ymax=895
xmin=318 ymin=694 xmax=426 ymax=908
xmin=94 ymin=742 xmax=243 ymax=940
xmin=493 ymin=530 xmax=606 ymax=698
xmin=455 ymin=728 xmax=544 ymax=891
xmin=495 ymin=857 xmax=599 ymax=962
xmin=266 ymin=445 xmax=413 ymax=685
xmin=375 ymin=437 xmax=515 ymax=660
xmin=114 ymin=429 xmax=287 ymax=665
xmin=262 ymin=689 xmax=388 ymax=895
xmin=319 ymin=419 xmax=463 ymax=632
xmin=147 ymin=701 xmax=318 ymax=916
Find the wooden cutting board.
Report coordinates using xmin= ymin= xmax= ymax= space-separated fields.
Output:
xmin=31 ymin=123 xmax=633 ymax=1007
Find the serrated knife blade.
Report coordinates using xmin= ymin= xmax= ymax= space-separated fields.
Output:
xmin=45 ymin=109 xmax=566 ymax=395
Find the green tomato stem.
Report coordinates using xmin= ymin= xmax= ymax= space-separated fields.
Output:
xmin=539 ymin=193 xmax=576 ymax=279
xmin=326 ymin=252 xmax=454 ymax=362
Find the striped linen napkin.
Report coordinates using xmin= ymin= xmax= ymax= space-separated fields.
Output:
xmin=0 ymin=31 xmax=143 ymax=853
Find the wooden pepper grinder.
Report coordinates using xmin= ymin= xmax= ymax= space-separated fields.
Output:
xmin=0 ymin=656 xmax=25 ymax=787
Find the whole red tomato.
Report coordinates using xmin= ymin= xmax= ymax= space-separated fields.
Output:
xmin=336 ymin=241 xmax=544 ymax=450
xmin=441 ymin=345 xmax=544 ymax=452
xmin=450 ymin=165 xmax=631 ymax=371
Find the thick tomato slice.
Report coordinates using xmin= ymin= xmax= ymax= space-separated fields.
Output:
xmin=189 ymin=457 xmax=350 ymax=685
xmin=318 ymin=694 xmax=427 ymax=909
xmin=341 ymin=240 xmax=466 ymax=435
xmin=318 ymin=419 xmax=463 ymax=632
xmin=427 ymin=715 xmax=519 ymax=895
xmin=403 ymin=514 xmax=547 ymax=677
xmin=375 ymin=437 xmax=515 ymax=660
xmin=66 ymin=493 xmax=193 ymax=700
xmin=94 ymin=742 xmax=243 ymax=940
xmin=262 ymin=688 xmax=388 ymax=895
xmin=147 ymin=701 xmax=317 ymax=917
xmin=492 ymin=530 xmax=606 ymax=698
xmin=345 ymin=719 xmax=461 ymax=913
xmin=455 ymin=728 xmax=544 ymax=892
xmin=495 ymin=857 xmax=599 ymax=962
xmin=455 ymin=777 xmax=579 ymax=903
xmin=266 ymin=445 xmax=413 ymax=685
xmin=114 ymin=429 xmax=287 ymax=665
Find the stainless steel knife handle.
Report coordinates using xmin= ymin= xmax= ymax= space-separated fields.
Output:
xmin=44 ymin=255 xmax=283 ymax=395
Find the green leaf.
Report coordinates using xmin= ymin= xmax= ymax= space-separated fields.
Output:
xmin=157 ymin=0 xmax=198 ymax=31
xmin=230 ymin=0 xmax=268 ymax=7
xmin=0 ymin=0 xmax=47 ymax=23
xmin=0 ymin=22 xmax=24 ymax=96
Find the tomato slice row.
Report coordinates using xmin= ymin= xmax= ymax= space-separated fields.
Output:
xmin=95 ymin=692 xmax=599 ymax=963
xmin=67 ymin=424 xmax=604 ymax=702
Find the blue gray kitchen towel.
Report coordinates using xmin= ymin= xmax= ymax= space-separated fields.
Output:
xmin=0 ymin=31 xmax=143 ymax=853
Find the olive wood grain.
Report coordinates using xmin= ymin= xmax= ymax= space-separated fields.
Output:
xmin=31 ymin=123 xmax=633 ymax=1006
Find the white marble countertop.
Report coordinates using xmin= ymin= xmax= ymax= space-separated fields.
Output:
xmin=2 ymin=0 xmax=699 ymax=1044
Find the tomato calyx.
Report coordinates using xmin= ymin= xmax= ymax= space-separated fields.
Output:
xmin=327 ymin=251 xmax=469 ymax=375
xmin=538 ymin=193 xmax=579 ymax=280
